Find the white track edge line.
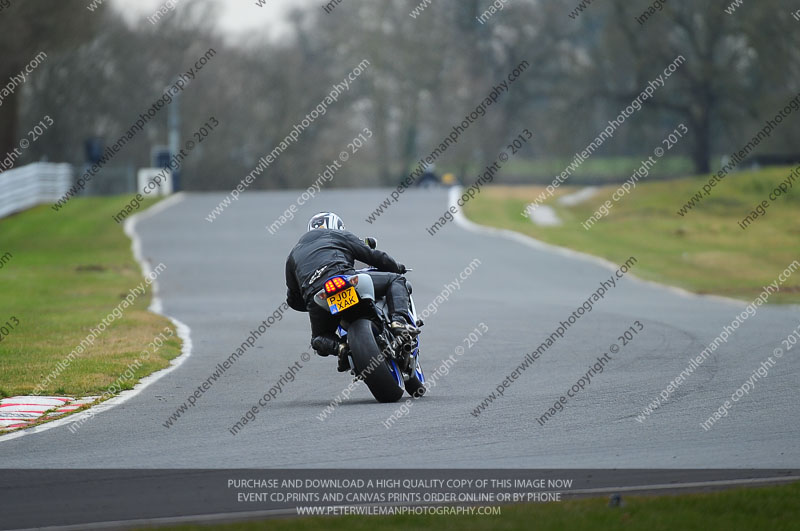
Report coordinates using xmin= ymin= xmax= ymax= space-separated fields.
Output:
xmin=450 ymin=186 xmax=758 ymax=309
xmin=0 ymin=193 xmax=192 ymax=443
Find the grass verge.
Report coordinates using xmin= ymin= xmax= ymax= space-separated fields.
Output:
xmin=0 ymin=196 xmax=181 ymax=399
xmin=143 ymin=481 xmax=800 ymax=531
xmin=489 ymin=155 xmax=695 ymax=184
xmin=464 ymin=167 xmax=800 ymax=304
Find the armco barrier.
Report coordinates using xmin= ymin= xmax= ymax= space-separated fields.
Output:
xmin=0 ymin=162 xmax=72 ymax=219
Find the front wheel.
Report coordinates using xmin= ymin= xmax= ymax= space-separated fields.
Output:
xmin=404 ymin=357 xmax=426 ymax=398
xmin=347 ymin=319 xmax=404 ymax=403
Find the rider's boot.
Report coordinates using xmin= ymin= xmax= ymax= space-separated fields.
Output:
xmin=389 ymin=314 xmax=420 ymax=338
xmin=336 ymin=351 xmax=350 ymax=373
xmin=311 ymin=336 xmax=350 ymax=372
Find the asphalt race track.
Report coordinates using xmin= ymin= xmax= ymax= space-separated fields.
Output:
xmin=1 ymin=189 xmax=799 ymax=527
xmin=3 ymin=189 xmax=800 ymax=467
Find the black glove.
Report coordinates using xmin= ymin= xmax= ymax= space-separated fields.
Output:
xmin=397 ymin=263 xmax=407 ymax=274
xmin=363 ymin=237 xmax=377 ymax=249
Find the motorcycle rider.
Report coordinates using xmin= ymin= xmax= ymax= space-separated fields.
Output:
xmin=285 ymin=212 xmax=419 ymax=372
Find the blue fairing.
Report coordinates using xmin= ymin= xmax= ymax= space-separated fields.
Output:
xmin=387 ymin=360 xmax=404 ymax=387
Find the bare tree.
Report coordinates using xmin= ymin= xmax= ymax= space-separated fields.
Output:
xmin=0 ymin=0 xmax=106 ymax=164
xmin=586 ymin=0 xmax=797 ymax=174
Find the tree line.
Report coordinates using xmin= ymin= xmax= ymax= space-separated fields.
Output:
xmin=1 ymin=0 xmax=797 ymax=190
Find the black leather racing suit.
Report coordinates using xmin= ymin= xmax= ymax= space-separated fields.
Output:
xmin=285 ymin=229 xmax=411 ymax=356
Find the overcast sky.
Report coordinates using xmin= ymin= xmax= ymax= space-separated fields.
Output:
xmin=113 ymin=0 xmax=317 ymax=37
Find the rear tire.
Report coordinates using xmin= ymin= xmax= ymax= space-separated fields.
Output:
xmin=347 ymin=319 xmax=404 ymax=403
xmin=405 ymin=375 xmax=426 ymax=398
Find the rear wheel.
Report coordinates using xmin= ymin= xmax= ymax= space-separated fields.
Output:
xmin=347 ymin=319 xmax=404 ymax=403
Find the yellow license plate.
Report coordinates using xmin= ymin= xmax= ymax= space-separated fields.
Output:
xmin=327 ymin=287 xmax=359 ymax=314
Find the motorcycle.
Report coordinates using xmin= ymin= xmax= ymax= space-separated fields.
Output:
xmin=312 ymin=268 xmax=426 ymax=403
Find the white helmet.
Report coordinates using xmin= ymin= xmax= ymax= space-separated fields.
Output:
xmin=307 ymin=212 xmax=345 ymax=231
